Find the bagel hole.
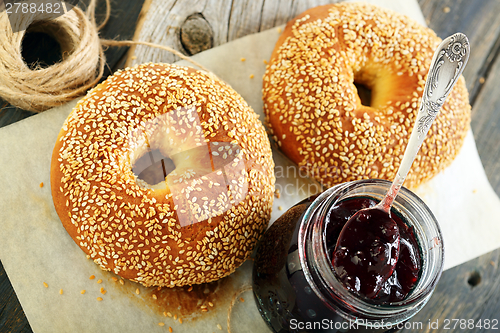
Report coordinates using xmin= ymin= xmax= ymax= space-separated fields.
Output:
xmin=133 ymin=149 xmax=176 ymax=186
xmin=354 ymin=82 xmax=372 ymax=107
xmin=21 ymin=29 xmax=62 ymax=70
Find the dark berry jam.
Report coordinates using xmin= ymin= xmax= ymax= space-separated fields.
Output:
xmin=252 ymin=192 xmax=423 ymax=333
xmin=332 ymin=206 xmax=400 ymax=300
xmin=326 ymin=197 xmax=421 ymax=303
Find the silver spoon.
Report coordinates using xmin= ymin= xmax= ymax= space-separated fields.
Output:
xmin=332 ymin=33 xmax=470 ymax=298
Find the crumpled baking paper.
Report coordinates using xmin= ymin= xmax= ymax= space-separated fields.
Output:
xmin=1 ymin=1 xmax=499 ymax=332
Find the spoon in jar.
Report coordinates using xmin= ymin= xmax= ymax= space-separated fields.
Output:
xmin=332 ymin=33 xmax=470 ymax=299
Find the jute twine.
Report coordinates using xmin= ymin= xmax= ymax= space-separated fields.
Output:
xmin=227 ymin=284 xmax=253 ymax=333
xmin=0 ymin=0 xmax=211 ymax=112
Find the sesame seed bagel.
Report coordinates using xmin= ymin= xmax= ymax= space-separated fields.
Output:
xmin=263 ymin=3 xmax=471 ymax=189
xmin=51 ymin=63 xmax=275 ymax=287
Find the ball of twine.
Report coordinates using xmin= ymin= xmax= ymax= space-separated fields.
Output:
xmin=0 ymin=0 xmax=209 ymax=113
xmin=0 ymin=0 xmax=106 ymax=112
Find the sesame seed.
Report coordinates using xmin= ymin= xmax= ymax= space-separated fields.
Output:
xmin=89 ymin=275 xmax=95 ymax=280
xmin=159 ymin=322 xmax=165 ymax=327
xmin=97 ymin=279 xmax=102 ymax=284
xmin=97 ymin=297 xmax=103 ymax=301
xmin=81 ymin=290 xmax=86 ymax=294
xmin=39 ymin=182 xmax=44 ymax=188
xmin=43 ymin=282 xmax=48 ymax=288
xmin=240 ymin=57 xmax=246 ymax=62
xmin=59 ymin=289 xmax=63 ymax=295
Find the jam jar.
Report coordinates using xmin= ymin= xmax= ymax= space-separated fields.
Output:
xmin=252 ymin=179 xmax=444 ymax=332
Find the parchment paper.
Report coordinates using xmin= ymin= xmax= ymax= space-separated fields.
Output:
xmin=1 ymin=1 xmax=500 ymax=332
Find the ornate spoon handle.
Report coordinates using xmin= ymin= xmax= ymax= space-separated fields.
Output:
xmin=379 ymin=33 xmax=470 ymax=211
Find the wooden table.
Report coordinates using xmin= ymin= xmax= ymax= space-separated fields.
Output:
xmin=2 ymin=0 xmax=500 ymax=331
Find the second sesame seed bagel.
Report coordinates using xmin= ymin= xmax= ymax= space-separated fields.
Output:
xmin=51 ymin=63 xmax=275 ymax=287
xmin=263 ymin=3 xmax=470 ymax=189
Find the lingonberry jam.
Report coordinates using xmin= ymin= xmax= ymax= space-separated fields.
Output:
xmin=327 ymin=197 xmax=421 ymax=303
xmin=252 ymin=180 xmax=444 ymax=333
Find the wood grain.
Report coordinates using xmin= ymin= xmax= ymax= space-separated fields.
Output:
xmin=0 ymin=261 xmax=31 ymax=333
xmin=417 ymin=0 xmax=500 ymax=106
xmin=417 ymin=0 xmax=500 ymax=196
xmin=127 ymin=0 xmax=227 ymax=65
xmin=470 ymin=48 xmax=500 ymax=197
xmin=128 ymin=0 xmax=334 ymax=66
xmin=401 ymin=248 xmax=500 ymax=333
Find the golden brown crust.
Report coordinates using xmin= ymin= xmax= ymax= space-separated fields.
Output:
xmin=51 ymin=63 xmax=275 ymax=287
xmin=263 ymin=3 xmax=471 ymax=189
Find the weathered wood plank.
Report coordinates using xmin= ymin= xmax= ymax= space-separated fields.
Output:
xmin=126 ymin=0 xmax=228 ymax=65
xmin=401 ymin=248 xmax=500 ymax=333
xmin=0 ymin=261 xmax=32 ymax=333
xmin=129 ymin=0 xmax=339 ymax=66
xmin=0 ymin=104 xmax=34 ymax=129
xmin=417 ymin=0 xmax=500 ymax=105
xmin=227 ymin=0 xmax=265 ymax=41
xmin=259 ymin=0 xmax=330 ymax=31
xmin=90 ymin=0 xmax=145 ymax=76
xmin=470 ymin=48 xmax=500 ymax=196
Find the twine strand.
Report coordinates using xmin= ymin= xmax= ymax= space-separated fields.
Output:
xmin=87 ymin=0 xmax=111 ymax=31
xmin=100 ymin=39 xmax=212 ymax=74
xmin=227 ymin=285 xmax=253 ymax=333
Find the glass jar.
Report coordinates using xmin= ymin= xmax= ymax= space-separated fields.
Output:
xmin=252 ymin=179 xmax=444 ymax=333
